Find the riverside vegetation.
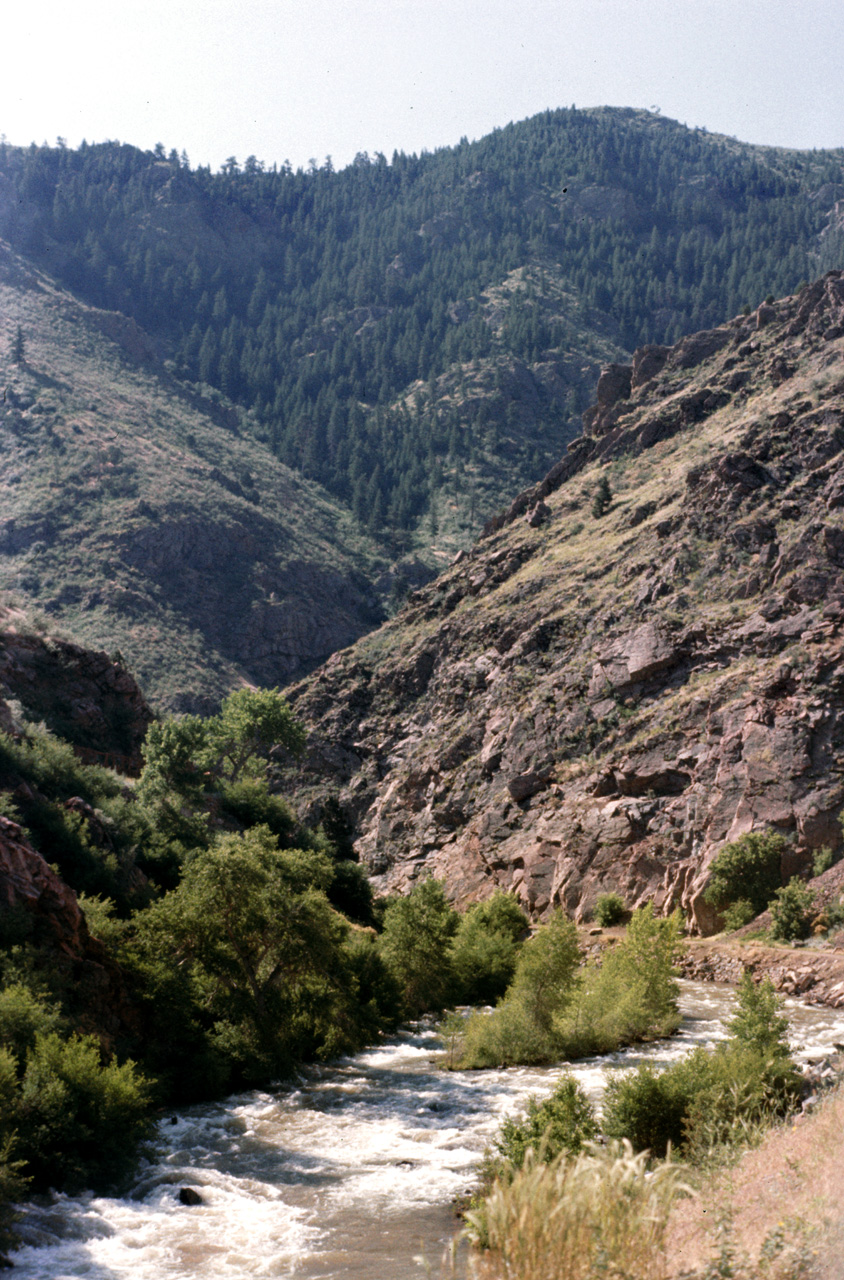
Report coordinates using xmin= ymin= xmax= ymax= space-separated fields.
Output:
xmin=0 ymin=690 xmax=684 ymax=1250
xmin=465 ymin=974 xmax=807 ymax=1280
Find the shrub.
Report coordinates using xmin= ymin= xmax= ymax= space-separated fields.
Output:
xmin=769 ymin=877 xmax=815 ymax=942
xmin=813 ymin=845 xmax=836 ymax=878
xmin=593 ymin=892 xmax=626 ymax=926
xmin=603 ymin=975 xmax=799 ymax=1160
xmin=464 ymin=1140 xmax=685 ymax=1280
xmin=493 ymin=1075 xmax=598 ymax=1170
xmin=704 ymin=831 xmax=788 ymax=918
xmin=14 ymin=1032 xmax=152 ymax=1191
xmin=603 ymin=1063 xmax=688 ymax=1158
xmin=0 ymin=985 xmax=62 ymax=1067
xmin=722 ymin=898 xmax=757 ymax=931
xmin=0 ymin=1137 xmax=27 ymax=1252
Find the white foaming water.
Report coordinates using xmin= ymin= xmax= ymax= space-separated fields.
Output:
xmin=10 ymin=982 xmax=844 ymax=1280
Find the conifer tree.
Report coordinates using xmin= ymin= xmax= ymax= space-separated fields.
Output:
xmin=11 ymin=325 xmax=25 ymax=364
xmin=592 ymin=475 xmax=612 ymax=518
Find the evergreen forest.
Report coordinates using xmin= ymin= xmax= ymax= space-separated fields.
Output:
xmin=2 ymin=106 xmax=843 ymax=548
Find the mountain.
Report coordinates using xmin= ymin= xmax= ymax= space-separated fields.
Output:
xmin=2 ymin=110 xmax=843 ymax=565
xmin=0 ymin=244 xmax=386 ymax=712
xmin=277 ymin=272 xmax=844 ymax=933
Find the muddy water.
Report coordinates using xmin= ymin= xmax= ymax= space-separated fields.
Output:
xmin=11 ymin=982 xmax=844 ymax=1280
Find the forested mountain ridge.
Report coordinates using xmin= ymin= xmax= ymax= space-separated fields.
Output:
xmin=277 ymin=272 xmax=844 ymax=933
xmin=2 ymin=107 xmax=843 ymax=558
xmin=0 ymin=243 xmax=386 ymax=713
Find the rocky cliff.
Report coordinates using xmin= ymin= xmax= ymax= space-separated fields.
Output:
xmin=0 ymin=615 xmax=153 ymax=772
xmin=280 ymin=273 xmax=844 ymax=933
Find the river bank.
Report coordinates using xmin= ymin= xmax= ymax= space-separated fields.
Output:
xmin=679 ymin=936 xmax=844 ymax=1008
xmin=665 ymin=1078 xmax=844 ymax=1279
xmin=9 ymin=981 xmax=844 ymax=1280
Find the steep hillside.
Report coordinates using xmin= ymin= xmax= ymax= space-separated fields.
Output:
xmin=0 ymin=244 xmax=387 ymax=712
xmin=279 ymin=272 xmax=844 ymax=933
xmin=2 ymin=110 xmax=842 ymax=557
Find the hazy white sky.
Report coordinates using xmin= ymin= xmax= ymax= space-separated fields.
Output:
xmin=3 ymin=0 xmax=843 ymax=171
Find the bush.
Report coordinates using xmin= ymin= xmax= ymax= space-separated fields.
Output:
xmin=769 ymin=877 xmax=815 ymax=942
xmin=494 ymin=1075 xmax=598 ymax=1170
xmin=603 ymin=975 xmax=800 ymax=1160
xmin=14 ymin=1032 xmax=152 ymax=1191
xmin=813 ymin=845 xmax=836 ymax=878
xmin=722 ymin=898 xmax=757 ymax=931
xmin=603 ymin=1063 xmax=688 ymax=1158
xmin=0 ymin=984 xmax=62 ymax=1066
xmin=593 ymin=892 xmax=626 ymax=926
xmin=704 ymin=831 xmax=788 ymax=918
xmin=0 ymin=1137 xmax=27 ymax=1253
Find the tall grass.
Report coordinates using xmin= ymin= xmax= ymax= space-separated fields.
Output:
xmin=464 ymin=1140 xmax=688 ymax=1280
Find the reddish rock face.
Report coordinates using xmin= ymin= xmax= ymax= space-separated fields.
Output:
xmin=0 ymin=816 xmax=139 ymax=1044
xmin=279 ymin=274 xmax=844 ymax=934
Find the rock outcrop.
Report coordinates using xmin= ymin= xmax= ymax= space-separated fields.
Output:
xmin=0 ymin=816 xmax=138 ymax=1046
xmin=0 ymin=623 xmax=153 ymax=773
xmin=279 ymin=275 xmax=844 ymax=934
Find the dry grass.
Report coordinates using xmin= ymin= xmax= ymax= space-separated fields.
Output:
xmin=666 ymin=1085 xmax=844 ymax=1279
xmin=464 ymin=1140 xmax=688 ymax=1280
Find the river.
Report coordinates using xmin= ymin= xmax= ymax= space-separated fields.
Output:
xmin=10 ymin=981 xmax=844 ymax=1280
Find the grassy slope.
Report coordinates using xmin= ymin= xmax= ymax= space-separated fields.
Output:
xmin=0 ymin=244 xmax=387 ymax=712
xmin=666 ymin=1082 xmax=844 ymax=1276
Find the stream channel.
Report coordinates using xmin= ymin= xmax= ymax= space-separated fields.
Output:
xmin=11 ymin=980 xmax=844 ymax=1280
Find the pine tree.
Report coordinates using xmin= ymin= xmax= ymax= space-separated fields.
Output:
xmin=592 ymin=475 xmax=612 ymax=518
xmin=11 ymin=325 xmax=25 ymax=364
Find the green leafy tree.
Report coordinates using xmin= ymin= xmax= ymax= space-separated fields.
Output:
xmin=603 ymin=903 xmax=682 ymax=1029
xmin=727 ymin=972 xmax=791 ymax=1059
xmin=507 ymin=910 xmax=582 ymax=1035
xmin=378 ymin=878 xmax=459 ymax=1016
xmin=769 ymin=877 xmax=815 ymax=943
xmin=204 ymin=687 xmax=306 ymax=783
xmin=11 ymin=325 xmax=25 ymax=364
xmin=140 ymin=826 xmax=353 ymax=1079
xmin=592 ymin=475 xmax=612 ymax=518
xmin=450 ymin=891 xmax=529 ymax=1004
xmin=704 ymin=831 xmax=788 ymax=919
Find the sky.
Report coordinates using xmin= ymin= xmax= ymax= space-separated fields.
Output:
xmin=3 ymin=0 xmax=844 ymax=172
